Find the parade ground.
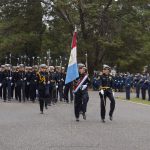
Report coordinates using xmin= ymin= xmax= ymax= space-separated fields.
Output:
xmin=0 ymin=91 xmax=150 ymax=150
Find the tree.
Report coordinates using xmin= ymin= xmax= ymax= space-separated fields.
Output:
xmin=0 ymin=0 xmax=44 ymax=63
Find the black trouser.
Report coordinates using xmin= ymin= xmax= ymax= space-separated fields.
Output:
xmin=141 ymin=88 xmax=146 ymax=100
xmin=16 ymin=81 xmax=25 ymax=102
xmin=148 ymin=88 xmax=150 ymax=101
xmin=136 ymin=86 xmax=140 ymax=98
xmin=81 ymin=91 xmax=89 ymax=114
xmin=125 ymin=87 xmax=130 ymax=100
xmin=2 ymin=83 xmax=7 ymax=101
xmin=16 ymin=85 xmax=22 ymax=102
xmin=39 ymin=98 xmax=48 ymax=112
xmin=22 ymin=82 xmax=26 ymax=102
xmin=38 ymin=85 xmax=48 ymax=112
xmin=74 ymin=91 xmax=82 ymax=119
xmin=49 ymin=84 xmax=57 ymax=104
xmin=64 ymin=84 xmax=73 ymax=102
xmin=0 ymin=84 xmax=2 ymax=98
xmin=25 ymin=83 xmax=30 ymax=100
xmin=15 ymin=85 xmax=18 ymax=100
xmin=99 ymin=90 xmax=115 ymax=120
xmin=7 ymin=80 xmax=11 ymax=100
xmin=58 ymin=82 xmax=64 ymax=101
xmin=29 ymin=82 xmax=37 ymax=102
xmin=11 ymin=83 xmax=15 ymax=99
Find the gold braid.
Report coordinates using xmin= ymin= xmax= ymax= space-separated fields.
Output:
xmin=37 ymin=72 xmax=46 ymax=84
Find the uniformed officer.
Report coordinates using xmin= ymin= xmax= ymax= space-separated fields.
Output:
xmin=49 ymin=66 xmax=57 ymax=105
xmin=55 ymin=66 xmax=64 ymax=102
xmin=11 ymin=66 xmax=16 ymax=99
xmin=0 ymin=65 xmax=4 ymax=99
xmin=134 ymin=74 xmax=142 ymax=98
xmin=29 ymin=66 xmax=38 ymax=102
xmin=14 ymin=64 xmax=26 ymax=102
xmin=2 ymin=64 xmax=12 ymax=102
xmin=37 ymin=64 xmax=49 ymax=114
xmin=98 ymin=65 xmax=115 ymax=123
xmin=25 ymin=67 xmax=32 ymax=101
xmin=64 ymin=81 xmax=73 ymax=103
xmin=125 ymin=73 xmax=132 ymax=100
xmin=80 ymin=66 xmax=90 ymax=120
xmin=141 ymin=75 xmax=149 ymax=100
xmin=74 ymin=63 xmax=88 ymax=122
xmin=147 ymin=76 xmax=150 ymax=101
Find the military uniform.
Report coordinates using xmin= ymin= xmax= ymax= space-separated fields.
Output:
xmin=64 ymin=82 xmax=73 ymax=103
xmin=14 ymin=65 xmax=26 ymax=102
xmin=74 ymin=64 xmax=89 ymax=121
xmin=49 ymin=66 xmax=57 ymax=105
xmin=29 ymin=69 xmax=38 ymax=102
xmin=141 ymin=76 xmax=149 ymax=100
xmin=125 ymin=74 xmax=132 ymax=100
xmin=98 ymin=65 xmax=115 ymax=122
xmin=55 ymin=67 xmax=64 ymax=102
xmin=0 ymin=66 xmax=4 ymax=98
xmin=37 ymin=64 xmax=49 ymax=114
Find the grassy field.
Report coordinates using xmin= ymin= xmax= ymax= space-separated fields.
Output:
xmin=117 ymin=97 xmax=150 ymax=105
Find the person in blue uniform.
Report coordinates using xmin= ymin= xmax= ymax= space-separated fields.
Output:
xmin=37 ymin=64 xmax=49 ymax=114
xmin=81 ymin=66 xmax=90 ymax=120
xmin=29 ymin=66 xmax=38 ymax=102
xmin=98 ymin=65 xmax=115 ymax=123
xmin=147 ymin=76 xmax=150 ymax=101
xmin=134 ymin=74 xmax=142 ymax=98
xmin=25 ymin=67 xmax=32 ymax=101
xmin=49 ymin=66 xmax=57 ymax=105
xmin=141 ymin=75 xmax=149 ymax=100
xmin=14 ymin=64 xmax=26 ymax=102
xmin=0 ymin=65 xmax=4 ymax=99
xmin=125 ymin=73 xmax=132 ymax=100
xmin=74 ymin=63 xmax=89 ymax=122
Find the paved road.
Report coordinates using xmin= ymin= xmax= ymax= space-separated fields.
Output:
xmin=0 ymin=91 xmax=150 ymax=150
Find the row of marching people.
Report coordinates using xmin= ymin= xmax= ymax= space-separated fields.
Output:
xmin=0 ymin=63 xmax=116 ymax=123
xmin=0 ymin=63 xmax=74 ymax=106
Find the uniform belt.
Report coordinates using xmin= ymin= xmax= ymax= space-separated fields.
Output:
xmin=101 ymin=87 xmax=111 ymax=90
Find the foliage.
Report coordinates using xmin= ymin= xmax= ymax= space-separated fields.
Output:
xmin=0 ymin=0 xmax=149 ymax=73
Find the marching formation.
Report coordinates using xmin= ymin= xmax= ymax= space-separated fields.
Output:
xmin=0 ymin=62 xmax=117 ymax=123
xmin=0 ymin=64 xmax=68 ymax=107
xmin=93 ymin=71 xmax=150 ymax=101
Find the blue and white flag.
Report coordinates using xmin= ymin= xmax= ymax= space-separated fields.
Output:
xmin=65 ymin=28 xmax=79 ymax=84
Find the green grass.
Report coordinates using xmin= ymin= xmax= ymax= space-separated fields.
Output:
xmin=117 ymin=97 xmax=150 ymax=105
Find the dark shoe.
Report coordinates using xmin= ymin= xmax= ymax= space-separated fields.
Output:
xmin=45 ymin=106 xmax=48 ymax=109
xmin=79 ymin=111 xmax=83 ymax=115
xmin=83 ymin=113 xmax=86 ymax=120
xmin=76 ymin=118 xmax=79 ymax=122
xmin=40 ymin=111 xmax=44 ymax=114
xmin=109 ymin=116 xmax=113 ymax=121
xmin=101 ymin=119 xmax=105 ymax=123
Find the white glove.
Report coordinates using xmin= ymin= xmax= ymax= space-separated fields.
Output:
xmin=56 ymin=85 xmax=58 ymax=89
xmin=81 ymin=85 xmax=87 ymax=90
xmin=24 ymin=78 xmax=26 ymax=80
xmin=0 ymin=83 xmax=2 ymax=87
xmin=36 ymin=90 xmax=38 ymax=95
xmin=48 ymin=81 xmax=50 ymax=84
xmin=113 ymin=91 xmax=115 ymax=97
xmin=100 ymin=89 xmax=104 ymax=95
xmin=27 ymin=82 xmax=30 ymax=85
xmin=11 ymin=83 xmax=13 ymax=86
xmin=9 ymin=77 xmax=12 ymax=80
